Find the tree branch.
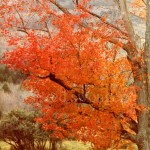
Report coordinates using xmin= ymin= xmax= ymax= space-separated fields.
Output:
xmin=37 ymin=73 xmax=99 ymax=109
xmin=13 ymin=6 xmax=28 ymax=34
xmin=35 ymin=0 xmax=137 ymax=56
xmin=80 ymin=7 xmax=128 ymax=37
xmin=122 ymin=132 xmax=137 ymax=143
xmin=49 ymin=73 xmax=72 ymax=90
xmin=48 ymin=0 xmax=129 ymax=38
xmin=142 ymin=0 xmax=146 ymax=5
xmin=49 ymin=0 xmax=71 ymax=15
xmin=45 ymin=22 xmax=51 ymax=38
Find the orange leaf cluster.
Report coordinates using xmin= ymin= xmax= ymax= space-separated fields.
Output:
xmin=0 ymin=0 xmax=138 ymax=148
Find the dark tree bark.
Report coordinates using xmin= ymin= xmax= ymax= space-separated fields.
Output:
xmin=51 ymin=140 xmax=57 ymax=150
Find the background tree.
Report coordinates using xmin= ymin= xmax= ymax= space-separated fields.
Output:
xmin=0 ymin=64 xmax=28 ymax=115
xmin=0 ymin=109 xmax=65 ymax=150
xmin=0 ymin=65 xmax=26 ymax=84
xmin=0 ymin=110 xmax=48 ymax=150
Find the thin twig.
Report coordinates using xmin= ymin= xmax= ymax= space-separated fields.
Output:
xmin=142 ymin=0 xmax=146 ymax=5
xmin=45 ymin=22 xmax=51 ymax=38
xmin=49 ymin=0 xmax=71 ymax=15
xmin=13 ymin=6 xmax=28 ymax=34
xmin=80 ymin=6 xmax=128 ymax=37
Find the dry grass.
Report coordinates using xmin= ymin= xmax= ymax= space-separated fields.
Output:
xmin=59 ymin=141 xmax=91 ymax=150
xmin=0 ymin=141 xmax=11 ymax=150
xmin=0 ymin=140 xmax=91 ymax=150
xmin=0 ymin=140 xmax=139 ymax=150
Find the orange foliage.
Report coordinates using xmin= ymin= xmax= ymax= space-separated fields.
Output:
xmin=131 ymin=0 xmax=146 ymax=19
xmin=0 ymin=0 xmax=138 ymax=149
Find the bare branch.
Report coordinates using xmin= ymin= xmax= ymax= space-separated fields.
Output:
xmin=72 ymin=0 xmax=79 ymax=5
xmin=49 ymin=0 xmax=71 ymax=15
xmin=142 ymin=0 xmax=146 ymax=5
xmin=13 ymin=6 xmax=28 ymax=34
xmin=45 ymin=22 xmax=51 ymax=38
xmin=122 ymin=132 xmax=137 ymax=143
xmin=80 ymin=7 xmax=128 ymax=37
xmin=49 ymin=0 xmax=128 ymax=37
xmin=17 ymin=26 xmax=48 ymax=33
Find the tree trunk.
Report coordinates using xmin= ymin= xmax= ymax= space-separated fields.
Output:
xmin=119 ymin=0 xmax=136 ymax=46
xmin=118 ymin=0 xmax=150 ymax=149
xmin=135 ymin=69 xmax=149 ymax=150
xmin=51 ymin=140 xmax=57 ymax=150
xmin=136 ymin=0 xmax=150 ymax=149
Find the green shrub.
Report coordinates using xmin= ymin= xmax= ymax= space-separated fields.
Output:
xmin=0 ymin=110 xmax=50 ymax=150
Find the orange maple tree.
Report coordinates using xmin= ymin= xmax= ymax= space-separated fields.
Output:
xmin=0 ymin=0 xmax=140 ymax=149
